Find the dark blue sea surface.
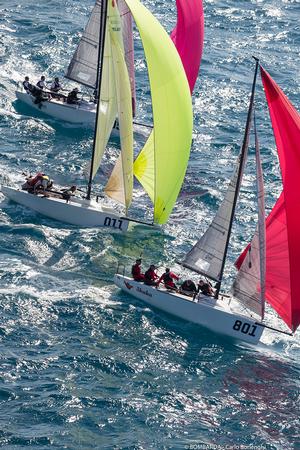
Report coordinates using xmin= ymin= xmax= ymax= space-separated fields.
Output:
xmin=0 ymin=0 xmax=299 ymax=448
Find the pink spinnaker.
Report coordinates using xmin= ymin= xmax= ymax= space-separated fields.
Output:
xmin=171 ymin=0 xmax=204 ymax=93
xmin=236 ymin=67 xmax=300 ymax=332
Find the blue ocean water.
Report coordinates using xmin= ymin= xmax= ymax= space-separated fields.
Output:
xmin=0 ymin=0 xmax=299 ymax=448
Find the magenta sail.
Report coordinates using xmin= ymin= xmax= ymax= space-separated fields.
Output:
xmin=171 ymin=0 xmax=204 ymax=93
xmin=237 ymin=67 xmax=300 ymax=332
xmin=261 ymin=67 xmax=300 ymax=332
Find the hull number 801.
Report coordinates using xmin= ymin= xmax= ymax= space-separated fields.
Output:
xmin=232 ymin=320 xmax=257 ymax=337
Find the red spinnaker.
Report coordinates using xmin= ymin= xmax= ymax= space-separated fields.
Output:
xmin=171 ymin=0 xmax=204 ymax=93
xmin=237 ymin=67 xmax=300 ymax=331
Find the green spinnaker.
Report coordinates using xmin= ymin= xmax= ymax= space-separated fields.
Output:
xmin=127 ymin=0 xmax=193 ymax=224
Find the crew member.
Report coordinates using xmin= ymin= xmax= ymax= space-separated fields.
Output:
xmin=36 ymin=75 xmax=46 ymax=90
xmin=198 ymin=279 xmax=214 ymax=296
xmin=144 ymin=264 xmax=158 ymax=286
xmin=33 ymin=174 xmax=52 ymax=194
xmin=23 ymin=76 xmax=32 ymax=93
xmin=131 ymin=258 xmax=144 ymax=282
xmin=22 ymin=172 xmax=45 ymax=192
xmin=61 ymin=185 xmax=76 ymax=202
xmin=67 ymin=87 xmax=79 ymax=104
xmin=51 ymin=77 xmax=61 ymax=93
xmin=157 ymin=268 xmax=179 ymax=290
xmin=180 ymin=279 xmax=197 ymax=295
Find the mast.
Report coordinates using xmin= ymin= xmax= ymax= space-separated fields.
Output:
xmin=214 ymin=58 xmax=259 ymax=298
xmin=86 ymin=0 xmax=109 ymax=200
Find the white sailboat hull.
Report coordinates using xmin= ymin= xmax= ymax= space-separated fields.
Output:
xmin=114 ymin=274 xmax=265 ymax=344
xmin=1 ymin=186 xmax=130 ymax=230
xmin=16 ymin=91 xmax=97 ymax=125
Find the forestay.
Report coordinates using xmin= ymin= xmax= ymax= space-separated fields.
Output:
xmin=232 ymin=116 xmax=266 ymax=318
xmin=130 ymin=0 xmax=193 ymax=225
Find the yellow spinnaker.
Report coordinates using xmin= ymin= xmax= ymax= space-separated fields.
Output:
xmin=126 ymin=0 xmax=193 ymax=224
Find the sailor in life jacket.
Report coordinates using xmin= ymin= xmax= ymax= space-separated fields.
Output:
xmin=157 ymin=268 xmax=179 ymax=290
xmin=34 ymin=174 xmax=52 ymax=193
xmin=50 ymin=77 xmax=61 ymax=93
xmin=36 ymin=75 xmax=46 ymax=90
xmin=22 ymin=173 xmax=52 ymax=193
xmin=23 ymin=76 xmax=32 ymax=93
xmin=131 ymin=258 xmax=144 ymax=282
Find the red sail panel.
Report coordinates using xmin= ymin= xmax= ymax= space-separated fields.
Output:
xmin=171 ymin=0 xmax=204 ymax=94
xmin=260 ymin=67 xmax=300 ymax=331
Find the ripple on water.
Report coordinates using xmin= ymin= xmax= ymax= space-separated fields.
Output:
xmin=0 ymin=0 xmax=299 ymax=448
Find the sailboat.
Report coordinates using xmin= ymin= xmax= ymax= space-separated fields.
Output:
xmin=114 ymin=59 xmax=300 ymax=343
xmin=1 ymin=0 xmax=192 ymax=230
xmin=15 ymin=0 xmax=134 ymax=127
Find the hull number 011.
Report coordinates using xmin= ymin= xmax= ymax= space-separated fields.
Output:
xmin=233 ymin=320 xmax=257 ymax=337
xmin=104 ymin=217 xmax=123 ymax=230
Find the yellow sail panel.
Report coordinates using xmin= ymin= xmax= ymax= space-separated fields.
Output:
xmin=92 ymin=20 xmax=118 ymax=179
xmin=133 ymin=132 xmax=154 ymax=202
xmin=126 ymin=0 xmax=193 ymax=224
xmin=105 ymin=4 xmax=133 ymax=210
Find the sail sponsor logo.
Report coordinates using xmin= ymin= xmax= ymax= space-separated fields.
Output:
xmin=111 ymin=24 xmax=121 ymax=32
xmin=195 ymin=257 xmax=210 ymax=271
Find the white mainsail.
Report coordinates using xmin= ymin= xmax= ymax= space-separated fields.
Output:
xmin=182 ymin=151 xmax=248 ymax=281
xmin=232 ymin=117 xmax=266 ymax=318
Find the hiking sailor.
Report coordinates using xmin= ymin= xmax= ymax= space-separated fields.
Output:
xmin=50 ymin=77 xmax=61 ymax=93
xmin=36 ymin=75 xmax=47 ymax=90
xmin=67 ymin=87 xmax=80 ymax=104
xmin=61 ymin=185 xmax=77 ymax=202
xmin=144 ymin=265 xmax=159 ymax=286
xmin=22 ymin=76 xmax=32 ymax=93
xmin=157 ymin=268 xmax=179 ymax=290
xmin=198 ymin=279 xmax=214 ymax=296
xmin=131 ymin=258 xmax=144 ymax=282
xmin=22 ymin=172 xmax=52 ymax=193
xmin=180 ymin=279 xmax=197 ymax=296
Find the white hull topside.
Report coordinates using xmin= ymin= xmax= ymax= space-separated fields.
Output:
xmin=16 ymin=90 xmax=96 ymax=125
xmin=1 ymin=185 xmax=132 ymax=230
xmin=114 ymin=274 xmax=265 ymax=344
xmin=15 ymin=91 xmax=151 ymax=139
